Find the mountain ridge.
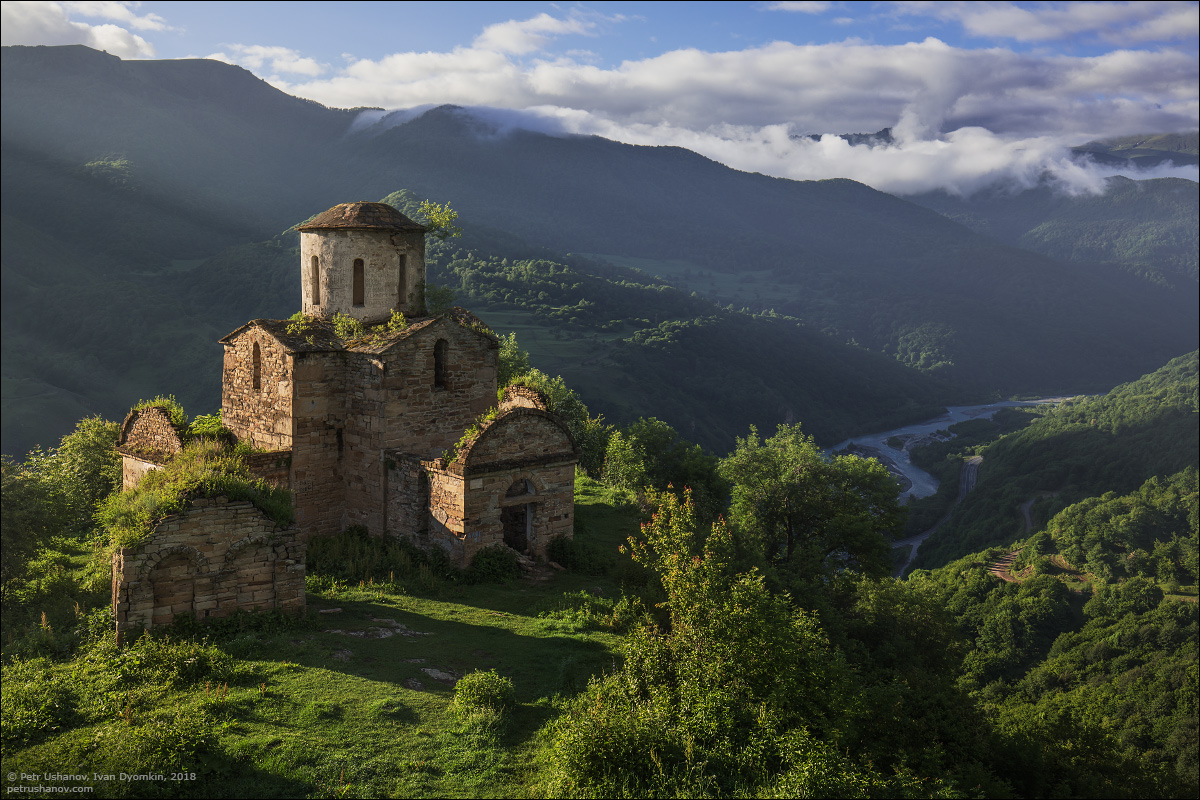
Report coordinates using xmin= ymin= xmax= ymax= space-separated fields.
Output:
xmin=3 ymin=45 xmax=1196 ymax=456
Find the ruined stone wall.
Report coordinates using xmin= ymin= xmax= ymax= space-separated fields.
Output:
xmin=290 ymin=350 xmax=347 ymax=538
xmin=244 ymin=450 xmax=293 ymax=489
xmin=300 ymin=229 xmax=425 ymax=323
xmin=500 ymin=385 xmax=549 ymax=411
xmin=222 ymin=329 xmax=294 ymax=451
xmin=465 ymin=410 xmax=576 ymax=469
xmin=379 ymin=319 xmax=498 ymax=460
xmin=111 ymin=497 xmax=305 ymax=643
xmin=384 ymin=452 xmax=430 ymax=542
xmin=460 ymin=463 xmax=576 ymax=563
xmin=120 ymin=454 xmax=165 ymax=491
xmin=118 ymin=406 xmax=183 ymax=457
xmin=116 ymin=406 xmax=183 ymax=490
xmin=424 ymin=460 xmax=467 ymax=561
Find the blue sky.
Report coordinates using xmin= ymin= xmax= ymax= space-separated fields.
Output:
xmin=4 ymin=1 xmax=1197 ymax=194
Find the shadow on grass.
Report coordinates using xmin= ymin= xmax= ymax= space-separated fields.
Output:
xmin=290 ymin=596 xmax=618 ymax=705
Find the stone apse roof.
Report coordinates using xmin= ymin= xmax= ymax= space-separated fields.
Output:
xmin=295 ymin=202 xmax=426 ymax=232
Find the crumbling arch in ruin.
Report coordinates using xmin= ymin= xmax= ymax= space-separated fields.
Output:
xmin=147 ymin=549 xmax=205 ymax=627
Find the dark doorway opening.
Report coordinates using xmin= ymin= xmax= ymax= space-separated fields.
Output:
xmin=501 ymin=503 xmax=529 ymax=552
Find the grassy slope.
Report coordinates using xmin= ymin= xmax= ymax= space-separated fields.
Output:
xmin=1 ymin=480 xmax=642 ymax=799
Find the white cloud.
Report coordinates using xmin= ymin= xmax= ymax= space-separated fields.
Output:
xmin=206 ymin=44 xmax=327 ymax=77
xmin=768 ymin=1 xmax=834 ymax=13
xmin=295 ymin=15 xmax=1195 ymax=198
xmin=893 ymin=1 xmax=1200 ymax=46
xmin=63 ymin=1 xmax=171 ymax=31
xmin=286 ymin=36 xmax=1197 ymax=140
xmin=0 ymin=0 xmax=155 ymax=57
xmin=472 ymin=11 xmax=593 ymax=55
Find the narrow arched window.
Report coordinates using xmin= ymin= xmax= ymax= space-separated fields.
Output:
xmin=353 ymin=258 xmax=365 ymax=306
xmin=433 ymin=338 xmax=448 ymax=389
xmin=310 ymin=255 xmax=320 ymax=306
xmin=397 ymin=254 xmax=407 ymax=309
xmin=252 ymin=342 xmax=261 ymax=391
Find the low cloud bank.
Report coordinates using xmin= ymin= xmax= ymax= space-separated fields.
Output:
xmin=355 ymin=105 xmax=1198 ymax=197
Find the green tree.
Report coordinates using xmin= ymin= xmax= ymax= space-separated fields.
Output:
xmin=546 ymin=489 xmax=862 ymax=797
xmin=1 ymin=416 xmax=119 ymax=605
xmin=720 ymin=424 xmax=903 ymax=579
xmin=509 ymin=369 xmax=612 ymax=476
xmin=601 ymin=417 xmax=726 ymax=521
xmin=425 ymin=284 xmax=456 ymax=315
xmin=496 ymin=331 xmax=531 ymax=388
xmin=416 ymin=199 xmax=462 ymax=241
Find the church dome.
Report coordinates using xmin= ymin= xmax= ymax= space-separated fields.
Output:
xmin=296 ymin=202 xmax=426 ymax=232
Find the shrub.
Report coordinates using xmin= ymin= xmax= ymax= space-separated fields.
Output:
xmin=91 ymin=706 xmax=223 ymax=781
xmin=187 ymin=411 xmax=232 ymax=441
xmin=133 ymin=395 xmax=187 ymax=428
xmin=101 ymin=634 xmax=238 ymax=690
xmin=286 ymin=311 xmax=316 ymax=337
xmin=453 ymin=669 xmax=515 ymax=716
xmin=306 ymin=526 xmax=452 ymax=592
xmin=465 ymin=545 xmax=522 ymax=584
xmin=386 ymin=309 xmax=408 ymax=332
xmin=332 ymin=311 xmax=365 ymax=339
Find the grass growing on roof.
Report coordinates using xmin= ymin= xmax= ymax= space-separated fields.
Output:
xmin=96 ymin=439 xmax=292 ymax=550
xmin=443 ymin=407 xmax=500 ymax=463
xmin=132 ymin=394 xmax=188 ymax=428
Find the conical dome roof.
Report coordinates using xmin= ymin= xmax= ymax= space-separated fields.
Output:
xmin=296 ymin=202 xmax=426 ymax=232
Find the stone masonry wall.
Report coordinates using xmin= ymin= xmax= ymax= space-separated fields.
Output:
xmin=290 ymin=350 xmax=347 ymax=538
xmin=340 ymin=353 xmax=387 ymax=535
xmin=111 ymin=497 xmax=305 ymax=644
xmin=121 ymin=454 xmax=165 ymax=492
xmin=222 ymin=329 xmax=293 ymax=451
xmin=116 ymin=406 xmax=184 ymax=490
xmin=379 ymin=318 xmax=499 ymax=459
xmin=499 ymin=385 xmax=549 ymax=411
xmin=384 ymin=453 xmax=429 ymax=542
xmin=118 ymin=406 xmax=183 ymax=457
xmin=460 ymin=462 xmax=575 ymax=563
xmin=244 ymin=450 xmax=293 ymax=489
xmin=424 ymin=461 xmax=467 ymax=562
xmin=300 ymin=229 xmax=425 ymax=324
xmin=337 ymin=318 xmax=499 ymax=539
xmin=464 ymin=409 xmax=576 ymax=471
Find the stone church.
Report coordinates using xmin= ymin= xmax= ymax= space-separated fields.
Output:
xmin=112 ymin=202 xmax=578 ymax=638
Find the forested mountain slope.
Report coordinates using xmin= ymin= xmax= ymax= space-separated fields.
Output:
xmin=910 ymin=176 xmax=1199 ymax=284
xmin=3 ymin=44 xmax=1197 ymax=456
xmin=913 ymin=351 xmax=1199 ymax=569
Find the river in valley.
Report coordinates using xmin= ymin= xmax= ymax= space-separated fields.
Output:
xmin=829 ymin=399 xmax=1067 ymax=502
xmin=829 ymin=398 xmax=1067 ymax=576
